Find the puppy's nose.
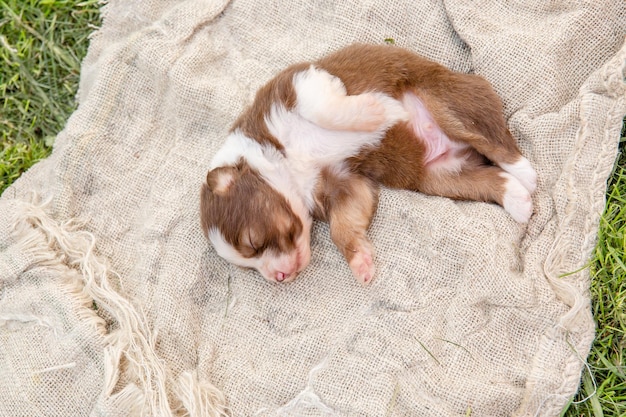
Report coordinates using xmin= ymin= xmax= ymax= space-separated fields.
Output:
xmin=275 ymin=271 xmax=297 ymax=282
xmin=276 ymin=271 xmax=289 ymax=282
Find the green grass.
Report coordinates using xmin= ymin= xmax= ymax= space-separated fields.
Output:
xmin=0 ymin=1 xmax=625 ymax=415
xmin=0 ymin=138 xmax=49 ymax=190
xmin=563 ymin=137 xmax=626 ymax=417
xmin=0 ymin=0 xmax=100 ymax=190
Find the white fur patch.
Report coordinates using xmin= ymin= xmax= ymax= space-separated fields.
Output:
xmin=501 ymin=173 xmax=533 ymax=223
xmin=213 ymin=171 xmax=235 ymax=193
xmin=265 ymin=104 xmax=386 ymax=166
xmin=207 ymin=227 xmax=257 ymax=268
xmin=208 ymin=228 xmax=259 ymax=270
xmin=211 ymin=131 xmax=310 ymax=220
xmin=293 ymin=65 xmax=408 ymax=132
xmin=294 ymin=65 xmax=347 ymax=118
xmin=263 ymin=103 xmax=388 ymax=216
xmin=501 ymin=157 xmax=537 ymax=194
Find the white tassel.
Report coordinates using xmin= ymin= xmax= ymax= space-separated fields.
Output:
xmin=174 ymin=370 xmax=230 ymax=417
xmin=10 ymin=196 xmax=229 ymax=416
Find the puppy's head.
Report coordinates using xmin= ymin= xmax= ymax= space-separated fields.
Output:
xmin=200 ymin=160 xmax=311 ymax=283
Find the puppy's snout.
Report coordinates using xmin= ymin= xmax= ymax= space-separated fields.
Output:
xmin=276 ymin=271 xmax=291 ymax=282
xmin=275 ymin=263 xmax=299 ymax=282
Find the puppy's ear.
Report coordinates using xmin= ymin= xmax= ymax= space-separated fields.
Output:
xmin=205 ymin=166 xmax=238 ymax=195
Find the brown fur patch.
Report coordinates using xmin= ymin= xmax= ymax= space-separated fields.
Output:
xmin=419 ymin=158 xmax=508 ymax=206
xmin=231 ymin=63 xmax=310 ymax=152
xmin=315 ymin=43 xmax=523 ymax=188
xmin=201 ymin=159 xmax=303 ymax=257
xmin=313 ymin=168 xmax=378 ymax=262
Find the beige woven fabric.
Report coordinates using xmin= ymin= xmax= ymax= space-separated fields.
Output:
xmin=1 ymin=0 xmax=625 ymax=416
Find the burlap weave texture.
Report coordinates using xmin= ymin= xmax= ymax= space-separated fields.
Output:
xmin=1 ymin=1 xmax=625 ymax=416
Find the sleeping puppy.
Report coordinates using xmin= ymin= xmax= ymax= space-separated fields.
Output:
xmin=200 ymin=43 xmax=537 ymax=284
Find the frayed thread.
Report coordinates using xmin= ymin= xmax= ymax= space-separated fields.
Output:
xmin=32 ymin=362 xmax=77 ymax=374
xmin=274 ymin=356 xmax=337 ymax=417
xmin=0 ymin=313 xmax=61 ymax=336
xmin=10 ymin=196 xmax=229 ymax=417
xmin=174 ymin=370 xmax=231 ymax=417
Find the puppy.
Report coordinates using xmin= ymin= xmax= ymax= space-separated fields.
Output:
xmin=200 ymin=44 xmax=537 ymax=284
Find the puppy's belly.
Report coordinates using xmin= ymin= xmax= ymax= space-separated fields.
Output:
xmin=401 ymin=92 xmax=468 ymax=173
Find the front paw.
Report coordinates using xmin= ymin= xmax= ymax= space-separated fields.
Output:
xmin=349 ymin=93 xmax=409 ymax=132
xmin=347 ymin=241 xmax=376 ymax=285
xmin=350 ymin=93 xmax=387 ymax=132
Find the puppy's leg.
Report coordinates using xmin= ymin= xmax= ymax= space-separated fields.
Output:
xmin=420 ymin=159 xmax=533 ymax=223
xmin=415 ymin=92 xmax=537 ymax=194
xmin=329 ymin=179 xmax=378 ymax=284
xmin=315 ymin=169 xmax=379 ymax=284
xmin=499 ymin=157 xmax=537 ymax=194
xmin=294 ymin=65 xmax=408 ymax=132
xmin=445 ymin=127 xmax=537 ymax=194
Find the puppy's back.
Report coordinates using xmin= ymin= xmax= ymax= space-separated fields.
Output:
xmin=316 ymin=44 xmax=452 ymax=97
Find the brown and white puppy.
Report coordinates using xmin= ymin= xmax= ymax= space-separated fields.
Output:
xmin=200 ymin=44 xmax=536 ymax=284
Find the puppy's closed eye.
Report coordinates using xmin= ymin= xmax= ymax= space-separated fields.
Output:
xmin=237 ymin=230 xmax=264 ymax=258
xmin=238 ymin=245 xmax=259 ymax=258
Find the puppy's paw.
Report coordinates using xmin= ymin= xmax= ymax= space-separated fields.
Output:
xmin=348 ymin=241 xmax=376 ymax=285
xmin=501 ymin=157 xmax=537 ymax=194
xmin=501 ymin=173 xmax=533 ymax=223
xmin=375 ymin=92 xmax=410 ymax=126
xmin=345 ymin=93 xmax=408 ymax=132
xmin=348 ymin=93 xmax=388 ymax=132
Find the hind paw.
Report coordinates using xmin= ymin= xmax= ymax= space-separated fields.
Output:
xmin=501 ymin=173 xmax=533 ymax=223
xmin=501 ymin=157 xmax=537 ymax=194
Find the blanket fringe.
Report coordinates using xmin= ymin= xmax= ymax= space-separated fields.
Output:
xmin=10 ymin=196 xmax=229 ymax=417
xmin=543 ymin=38 xmax=625 ymax=333
xmin=173 ymin=370 xmax=231 ymax=417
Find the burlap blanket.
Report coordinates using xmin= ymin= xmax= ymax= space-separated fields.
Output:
xmin=1 ymin=1 xmax=625 ymax=416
